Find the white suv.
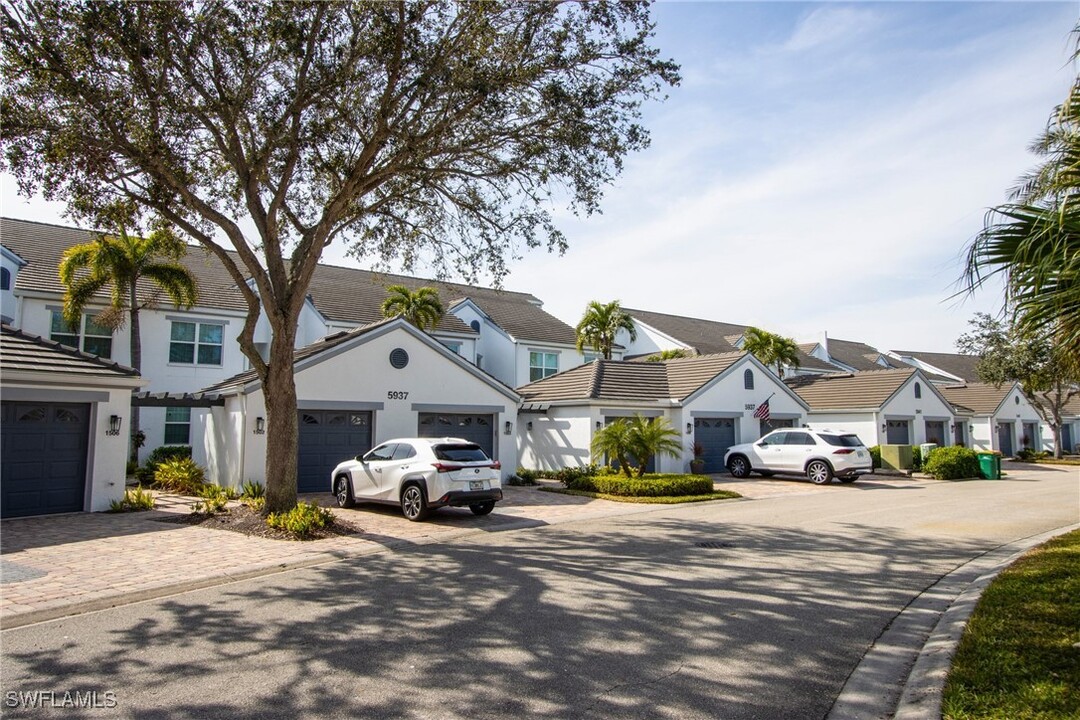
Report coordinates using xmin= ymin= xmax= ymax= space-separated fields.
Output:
xmin=724 ymin=429 xmax=872 ymax=484
xmin=331 ymin=438 xmax=503 ymax=521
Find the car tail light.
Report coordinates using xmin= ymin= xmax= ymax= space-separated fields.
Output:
xmin=433 ymin=463 xmax=463 ymax=473
xmin=833 ymin=449 xmax=855 ymax=455
xmin=491 ymin=460 xmax=501 ymax=470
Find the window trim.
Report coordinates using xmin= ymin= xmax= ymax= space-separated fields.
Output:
xmin=744 ymin=368 xmax=755 ymax=390
xmin=49 ymin=309 xmax=114 ymax=358
xmin=169 ymin=320 xmax=225 ymax=367
xmin=528 ymin=350 xmax=559 ymax=382
xmin=0 ymin=267 xmax=10 ymax=290
xmin=163 ymin=406 xmax=192 ymax=445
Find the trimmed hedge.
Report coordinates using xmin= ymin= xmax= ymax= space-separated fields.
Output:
xmin=566 ymin=473 xmax=713 ymax=497
xmin=922 ymin=446 xmax=980 ymax=480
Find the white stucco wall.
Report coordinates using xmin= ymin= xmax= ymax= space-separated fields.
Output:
xmin=517 ymin=406 xmax=595 ymax=471
xmin=617 ymin=322 xmax=685 ymax=358
xmin=451 ymin=304 xmax=517 ymax=386
xmin=684 ymin=361 xmax=806 ymax=447
xmin=878 ymin=376 xmax=957 ymax=446
xmin=515 ymin=343 xmax=590 ymax=390
xmin=804 ymin=413 xmax=880 ymax=446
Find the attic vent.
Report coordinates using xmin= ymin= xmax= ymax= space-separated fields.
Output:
xmin=470 ymin=320 xmax=480 ymax=333
xmin=389 ymin=348 xmax=409 ymax=369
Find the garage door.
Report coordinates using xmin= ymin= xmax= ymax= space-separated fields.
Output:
xmin=886 ymin=420 xmax=910 ymax=445
xmin=418 ymin=413 xmax=495 ymax=459
xmin=1 ymin=401 xmax=90 ymax=518
xmin=297 ymin=410 xmax=372 ymax=493
xmin=695 ymin=417 xmax=736 ymax=473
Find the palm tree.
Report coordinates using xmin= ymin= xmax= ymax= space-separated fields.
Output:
xmin=644 ymin=348 xmax=690 ymax=362
xmin=59 ymin=222 xmax=199 ymax=459
xmin=380 ymin=285 xmax=444 ymax=331
xmin=575 ymin=300 xmax=637 ymax=360
xmin=963 ymin=62 xmax=1080 ymax=355
xmin=591 ymin=418 xmax=635 ymax=478
xmin=626 ymin=415 xmax=682 ymax=478
xmin=742 ymin=327 xmax=801 ymax=378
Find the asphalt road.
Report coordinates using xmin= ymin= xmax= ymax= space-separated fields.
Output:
xmin=2 ymin=466 xmax=1077 ymax=720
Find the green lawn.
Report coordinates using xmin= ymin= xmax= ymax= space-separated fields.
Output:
xmin=942 ymin=529 xmax=1080 ymax=720
xmin=538 ymin=486 xmax=741 ymax=504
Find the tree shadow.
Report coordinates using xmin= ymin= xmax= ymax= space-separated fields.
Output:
xmin=1 ymin=518 xmax=985 ymax=720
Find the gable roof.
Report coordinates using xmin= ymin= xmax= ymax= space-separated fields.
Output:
xmin=822 ymin=337 xmax=897 ymax=372
xmin=890 ymin=350 xmax=981 ymax=383
xmin=785 ymin=368 xmax=919 ymax=410
xmin=624 ymin=308 xmax=838 ymax=373
xmin=0 ymin=216 xmax=576 ymax=344
xmin=201 ymin=316 xmax=518 ymax=400
xmin=936 ymin=383 xmax=1015 ymax=416
xmin=518 ymin=351 xmax=751 ymax=403
xmin=1 ymin=324 xmax=140 ymax=379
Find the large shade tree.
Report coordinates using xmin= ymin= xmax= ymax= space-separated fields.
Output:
xmin=962 ymin=41 xmax=1080 ymax=356
xmin=380 ymin=285 xmax=443 ymax=331
xmin=58 ymin=212 xmax=199 ymax=460
xmin=1 ymin=1 xmax=678 ymax=512
xmin=957 ymin=313 xmax=1079 ymax=458
xmin=741 ymin=326 xmax=800 ymax=378
xmin=575 ymin=300 xmax=637 ymax=360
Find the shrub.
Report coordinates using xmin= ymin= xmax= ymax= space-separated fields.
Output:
xmin=868 ymin=446 xmax=882 ymax=469
xmin=513 ymin=468 xmax=541 ymax=484
xmin=109 ymin=486 xmax=156 ymax=512
xmin=191 ymin=484 xmax=230 ymax=514
xmin=154 ymin=457 xmax=207 ymax=495
xmin=554 ymin=464 xmax=598 ymax=486
xmin=242 ymin=495 xmax=266 ymax=511
xmin=138 ymin=445 xmax=193 ymax=484
xmin=266 ymin=502 xmax=334 ymax=538
xmin=569 ymin=473 xmax=714 ymax=497
xmin=911 ymin=445 xmax=923 ymax=472
xmin=922 ymin=446 xmax=981 ymax=480
xmin=1016 ymin=448 xmax=1050 ymax=462
xmin=125 ymin=460 xmax=139 ymax=476
xmin=240 ymin=480 xmax=265 ymax=499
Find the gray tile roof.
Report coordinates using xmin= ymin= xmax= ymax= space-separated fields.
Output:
xmin=625 ymin=308 xmax=838 ymax=373
xmin=1 ymin=324 xmax=140 ymax=378
xmin=891 ymin=350 xmax=981 ymax=383
xmin=517 ymin=352 xmax=745 ymax=403
xmin=823 ymin=338 xmax=897 ymax=372
xmin=936 ymin=383 xmax=1012 ymax=415
xmin=0 ymin=217 xmax=577 ymax=344
xmin=785 ymin=368 xmax=917 ymax=410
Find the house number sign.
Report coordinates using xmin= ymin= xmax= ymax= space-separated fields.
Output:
xmin=387 ymin=391 xmax=410 ymax=400
xmin=744 ymin=404 xmax=756 ymax=411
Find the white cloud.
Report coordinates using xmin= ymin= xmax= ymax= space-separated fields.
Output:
xmin=781 ymin=6 xmax=882 ymax=53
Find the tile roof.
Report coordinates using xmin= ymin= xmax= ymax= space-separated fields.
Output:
xmin=1 ymin=324 xmax=140 ymax=378
xmin=784 ymin=368 xmax=917 ymax=410
xmin=517 ymin=352 xmax=745 ymax=403
xmin=936 ymin=383 xmax=1013 ymax=415
xmin=890 ymin=350 xmax=981 ymax=383
xmin=624 ymin=308 xmax=838 ymax=373
xmin=0 ymin=217 xmax=576 ymax=343
xmin=823 ymin=338 xmax=897 ymax=372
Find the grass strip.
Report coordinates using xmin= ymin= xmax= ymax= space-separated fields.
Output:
xmin=538 ymin=486 xmax=741 ymax=504
xmin=942 ymin=528 xmax=1080 ymax=720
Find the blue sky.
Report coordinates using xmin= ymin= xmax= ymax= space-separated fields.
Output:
xmin=3 ymin=2 xmax=1076 ymax=353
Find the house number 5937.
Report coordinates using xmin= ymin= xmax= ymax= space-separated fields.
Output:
xmin=387 ymin=391 xmax=409 ymax=400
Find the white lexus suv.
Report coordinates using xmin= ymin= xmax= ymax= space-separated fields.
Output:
xmin=724 ymin=428 xmax=873 ymax=484
xmin=331 ymin=438 xmax=503 ymax=521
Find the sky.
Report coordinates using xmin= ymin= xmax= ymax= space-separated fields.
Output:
xmin=2 ymin=1 xmax=1077 ymax=354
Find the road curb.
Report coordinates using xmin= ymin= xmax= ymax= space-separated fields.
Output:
xmin=827 ymin=522 xmax=1080 ymax=720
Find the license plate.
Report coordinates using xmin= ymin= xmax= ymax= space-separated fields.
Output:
xmin=470 ymin=481 xmax=484 ymax=491
xmin=857 ymin=451 xmax=865 ymax=457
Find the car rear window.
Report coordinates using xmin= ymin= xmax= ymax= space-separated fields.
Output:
xmin=433 ymin=444 xmax=490 ymax=462
xmin=820 ymin=434 xmax=864 ymax=448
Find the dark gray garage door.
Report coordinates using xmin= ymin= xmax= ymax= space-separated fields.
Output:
xmin=695 ymin=417 xmax=736 ymax=473
xmin=418 ymin=413 xmax=495 ymax=459
xmin=886 ymin=420 xmax=910 ymax=445
xmin=297 ymin=410 xmax=372 ymax=493
xmin=1 ymin=401 xmax=89 ymax=518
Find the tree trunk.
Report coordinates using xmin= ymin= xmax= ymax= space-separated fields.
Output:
xmin=129 ymin=289 xmax=141 ymax=464
xmin=262 ymin=327 xmax=300 ymax=514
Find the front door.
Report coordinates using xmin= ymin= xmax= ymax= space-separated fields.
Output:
xmin=997 ymin=421 xmax=1015 ymax=457
xmin=925 ymin=420 xmax=946 ymax=446
xmin=952 ymin=421 xmax=967 ymax=447
xmin=1063 ymin=424 xmax=1074 ymax=454
xmin=886 ymin=420 xmax=910 ymax=445
xmin=1021 ymin=422 xmax=1038 ymax=450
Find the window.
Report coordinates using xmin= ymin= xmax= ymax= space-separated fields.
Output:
xmin=50 ymin=311 xmax=113 ymax=358
xmin=0 ymin=267 xmax=9 ymax=290
xmin=170 ymin=321 xmax=223 ymax=365
xmin=583 ymin=352 xmax=601 ymax=363
xmin=441 ymin=341 xmax=462 ymax=355
xmin=392 ymin=444 xmax=416 ymax=460
xmin=164 ymin=407 xmax=191 ymax=444
xmin=529 ymin=351 xmax=559 ymax=382
xmin=784 ymin=432 xmax=815 ymax=446
xmin=914 ymin=382 xmax=922 ymax=399
xmin=744 ymin=369 xmax=754 ymax=390
xmin=364 ymin=444 xmax=397 ymax=462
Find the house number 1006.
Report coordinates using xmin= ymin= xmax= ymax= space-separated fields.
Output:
xmin=387 ymin=391 xmax=409 ymax=400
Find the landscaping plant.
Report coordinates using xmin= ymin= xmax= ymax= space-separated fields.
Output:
xmin=153 ymin=457 xmax=206 ymax=495
xmin=191 ymin=484 xmax=230 ymax=514
xmin=266 ymin=502 xmax=334 ymax=539
xmin=108 ymin=486 xmax=156 ymax=512
xmin=922 ymin=446 xmax=981 ymax=480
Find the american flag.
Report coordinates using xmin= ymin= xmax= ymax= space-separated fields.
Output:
xmin=752 ymin=399 xmax=770 ymax=421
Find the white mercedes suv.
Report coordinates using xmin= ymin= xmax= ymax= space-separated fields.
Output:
xmin=724 ymin=428 xmax=873 ymax=484
xmin=331 ymin=438 xmax=503 ymax=521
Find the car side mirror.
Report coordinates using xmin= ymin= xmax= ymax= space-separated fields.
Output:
xmin=356 ymin=455 xmax=367 ymax=463
xmin=757 ymin=441 xmax=768 ymax=447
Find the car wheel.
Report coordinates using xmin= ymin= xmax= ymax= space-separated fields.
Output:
xmin=727 ymin=455 xmax=751 ymax=478
xmin=400 ymin=483 xmax=430 ymax=521
xmin=470 ymin=501 xmax=495 ymax=516
xmin=334 ymin=476 xmax=355 ymax=508
xmin=807 ymin=460 xmax=833 ymax=485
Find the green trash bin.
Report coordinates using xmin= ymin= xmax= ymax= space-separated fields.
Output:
xmin=977 ymin=452 xmax=1001 ymax=480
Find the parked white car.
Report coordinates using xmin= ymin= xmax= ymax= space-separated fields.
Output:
xmin=724 ymin=428 xmax=873 ymax=484
xmin=331 ymin=438 xmax=503 ymax=521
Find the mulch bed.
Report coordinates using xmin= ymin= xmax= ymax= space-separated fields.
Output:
xmin=155 ymin=504 xmax=364 ymax=541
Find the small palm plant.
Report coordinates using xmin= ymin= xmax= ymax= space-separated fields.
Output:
xmin=591 ymin=419 xmax=635 ymax=478
xmin=626 ymin=415 xmax=683 ymax=478
xmin=380 ymin=285 xmax=444 ymax=331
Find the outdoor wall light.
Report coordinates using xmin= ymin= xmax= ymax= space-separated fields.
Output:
xmin=686 ymin=422 xmax=692 ymax=435
xmin=881 ymin=423 xmax=887 ymax=433
xmin=504 ymin=421 xmax=513 ymax=435
xmin=255 ymin=416 xmax=266 ymax=435
xmin=526 ymin=421 xmax=533 ymax=432
xmin=596 ymin=420 xmax=602 ymax=431
xmin=106 ymin=415 xmax=122 ymax=436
